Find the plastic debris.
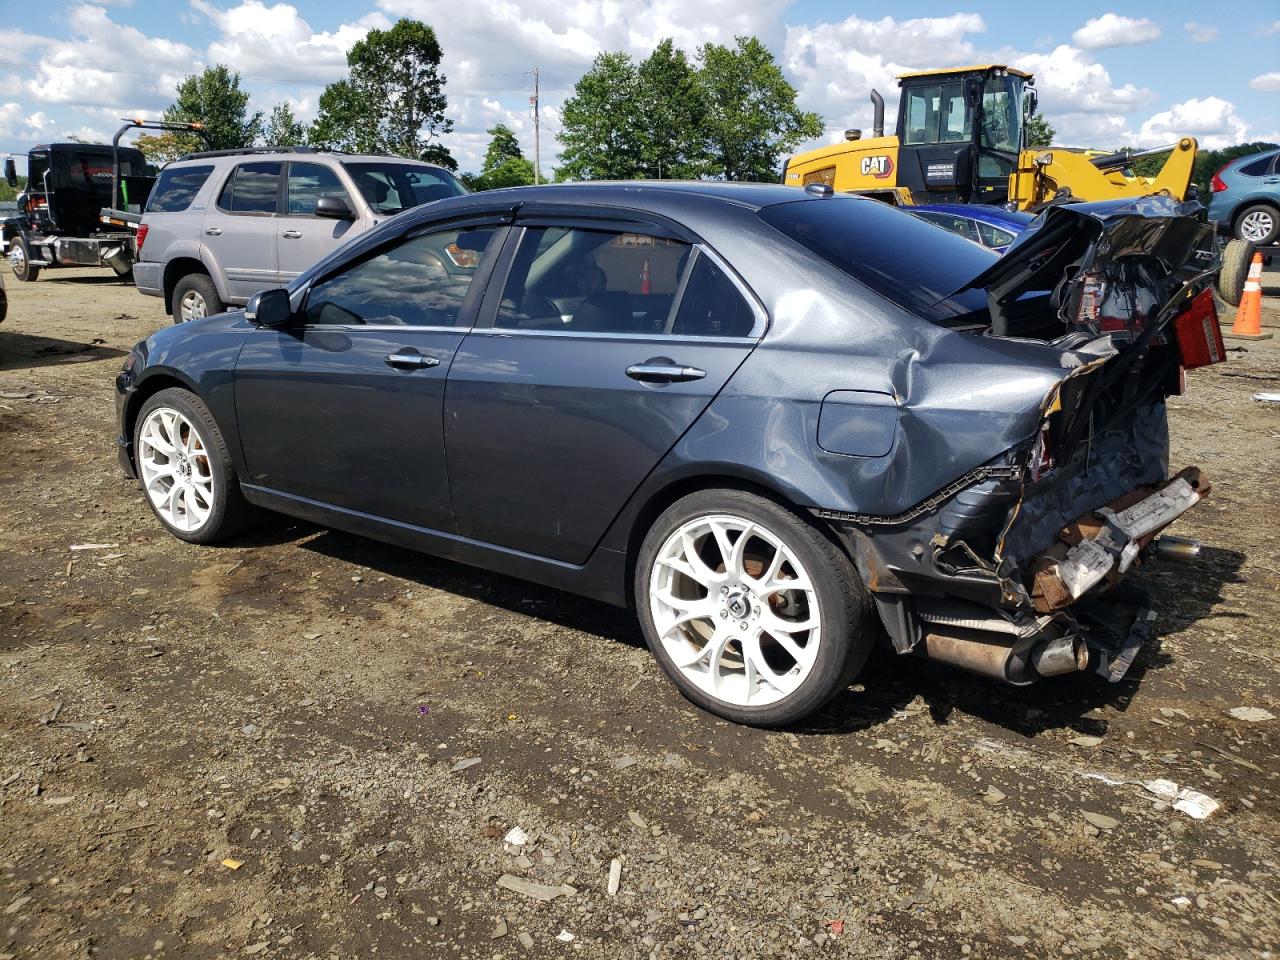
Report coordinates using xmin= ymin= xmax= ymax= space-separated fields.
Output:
xmin=607 ymin=858 xmax=622 ymax=896
xmin=825 ymin=919 xmax=845 ymax=936
xmin=1227 ymin=706 xmax=1274 ymax=722
xmin=221 ymin=858 xmax=244 ymax=870
xmin=496 ymin=874 xmax=576 ymax=901
xmin=69 ymin=543 xmax=118 ymax=551
xmin=450 ymin=757 xmax=481 ymax=773
xmin=1144 ymin=779 xmax=1220 ymax=819
xmin=556 ymin=930 xmax=576 ymax=942
xmin=1253 ymin=393 xmax=1280 ymax=403
xmin=503 ymin=826 xmax=529 ymax=847
xmin=417 ymin=705 xmax=431 ymax=717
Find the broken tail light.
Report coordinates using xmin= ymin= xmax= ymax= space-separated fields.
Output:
xmin=1172 ymin=289 xmax=1224 ymax=370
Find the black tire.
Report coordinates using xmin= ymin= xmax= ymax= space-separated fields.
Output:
xmin=1216 ymin=238 xmax=1255 ymax=308
xmin=11 ymin=236 xmax=40 ymax=282
xmin=634 ymin=489 xmax=875 ymax=727
xmin=132 ymin=387 xmax=255 ymax=544
xmin=171 ymin=273 xmax=224 ymax=324
xmin=1234 ymin=203 xmax=1280 ymax=246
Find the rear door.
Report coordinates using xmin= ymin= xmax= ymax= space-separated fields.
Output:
xmin=203 ymin=161 xmax=281 ymax=301
xmin=277 ymin=161 xmax=361 ymax=284
xmin=444 ymin=214 xmax=764 ymax=564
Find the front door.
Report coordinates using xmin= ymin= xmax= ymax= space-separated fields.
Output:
xmin=276 ymin=161 xmax=361 ymax=284
xmin=445 ymin=221 xmax=762 ymax=564
xmin=203 ymin=161 xmax=281 ymax=301
xmin=234 ymin=222 xmax=503 ymax=532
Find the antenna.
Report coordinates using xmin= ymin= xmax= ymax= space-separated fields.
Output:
xmin=531 ymin=67 xmax=541 ymax=185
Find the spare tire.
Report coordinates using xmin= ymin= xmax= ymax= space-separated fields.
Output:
xmin=1216 ymin=238 xmax=1254 ymax=308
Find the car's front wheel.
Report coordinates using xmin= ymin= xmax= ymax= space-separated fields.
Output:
xmin=635 ymin=489 xmax=874 ymax=727
xmin=133 ymin=388 xmax=254 ymax=544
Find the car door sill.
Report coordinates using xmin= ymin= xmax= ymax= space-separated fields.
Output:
xmin=239 ymin=483 xmax=629 ymax=607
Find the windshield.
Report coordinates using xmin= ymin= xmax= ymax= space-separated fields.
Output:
xmin=342 ymin=162 xmax=465 ymax=215
xmin=902 ymin=82 xmax=970 ymax=145
xmin=758 ymin=197 xmax=996 ymax=323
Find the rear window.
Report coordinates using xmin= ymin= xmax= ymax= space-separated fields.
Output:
xmin=146 ymin=164 xmax=214 ymax=213
xmin=757 ymin=198 xmax=996 ymax=323
xmin=1238 ymin=155 xmax=1277 ymax=177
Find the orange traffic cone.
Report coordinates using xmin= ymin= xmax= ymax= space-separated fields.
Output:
xmin=1226 ymin=252 xmax=1272 ymax=340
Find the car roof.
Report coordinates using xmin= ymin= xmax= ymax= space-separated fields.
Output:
xmin=910 ymin=203 xmax=1035 ymax=229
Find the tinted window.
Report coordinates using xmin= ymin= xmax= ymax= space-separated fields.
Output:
xmin=976 ymin=221 xmax=1016 ymax=248
xmin=759 ymin=198 xmax=996 ymax=323
xmin=1239 ymin=156 xmax=1276 ymax=177
xmin=496 ymin=227 xmax=691 ymax=333
xmin=342 ymin=162 xmax=465 ymax=215
xmin=286 ymin=162 xmax=349 ymax=216
xmin=147 ymin=165 xmax=214 ymax=213
xmin=217 ymin=162 xmax=281 ymax=214
xmin=903 ymin=83 xmax=968 ymax=145
xmin=672 ymin=255 xmax=756 ymax=337
xmin=915 ymin=211 xmax=980 ymax=243
xmin=304 ymin=226 xmax=496 ymax=327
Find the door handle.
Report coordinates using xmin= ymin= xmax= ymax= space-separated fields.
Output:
xmin=282 ymin=230 xmax=302 ymax=239
xmin=205 ymin=227 xmax=222 ymax=236
xmin=384 ymin=352 xmax=441 ymax=370
xmin=625 ymin=358 xmax=707 ymax=383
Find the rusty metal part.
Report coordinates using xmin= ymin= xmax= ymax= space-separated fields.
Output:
xmin=922 ymin=629 xmax=1033 ymax=684
xmin=1029 ymin=635 xmax=1089 ymax=677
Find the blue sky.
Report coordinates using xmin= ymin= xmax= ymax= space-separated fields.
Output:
xmin=1 ymin=0 xmax=1276 ymax=174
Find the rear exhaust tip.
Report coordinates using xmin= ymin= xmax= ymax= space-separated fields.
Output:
xmin=1029 ymin=635 xmax=1090 ymax=678
xmin=1153 ymin=535 xmax=1201 ymax=563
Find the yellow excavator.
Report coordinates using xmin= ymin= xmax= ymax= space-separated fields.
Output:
xmin=783 ymin=65 xmax=1198 ymax=211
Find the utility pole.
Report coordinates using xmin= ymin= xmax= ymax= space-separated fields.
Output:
xmin=531 ymin=67 xmax=541 ymax=185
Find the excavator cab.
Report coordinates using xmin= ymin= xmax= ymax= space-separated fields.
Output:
xmin=894 ymin=66 xmax=1031 ymax=205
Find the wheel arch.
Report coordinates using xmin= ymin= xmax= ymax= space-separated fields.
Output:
xmin=121 ymin=369 xmax=204 ymax=470
xmin=163 ymin=257 xmax=217 ymax=314
xmin=619 ymin=469 xmax=849 ymax=610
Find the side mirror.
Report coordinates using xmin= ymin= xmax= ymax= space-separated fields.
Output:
xmin=964 ymin=78 xmax=982 ymax=108
xmin=1025 ymin=87 xmax=1039 ymax=117
xmin=3 ymin=157 xmax=16 ymax=189
xmin=315 ymin=196 xmax=354 ymax=220
xmin=245 ymin=288 xmax=293 ymax=327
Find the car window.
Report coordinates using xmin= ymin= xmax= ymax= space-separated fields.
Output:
xmin=495 ymin=227 xmax=692 ymax=333
xmin=342 ymin=162 xmax=466 ymax=215
xmin=303 ymin=226 xmax=496 ymax=327
xmin=976 ymin=222 xmax=1016 ymax=248
xmin=917 ymin=211 xmax=981 ymax=244
xmin=759 ymin=198 xmax=996 ymax=324
xmin=286 ymin=162 xmax=350 ymax=216
xmin=1238 ymin=156 xmax=1274 ymax=178
xmin=671 ymin=254 xmax=756 ymax=337
xmin=146 ymin=165 xmax=214 ymax=213
xmin=217 ymin=162 xmax=281 ymax=215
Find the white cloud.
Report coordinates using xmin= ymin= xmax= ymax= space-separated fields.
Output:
xmin=1071 ymin=13 xmax=1161 ymax=50
xmin=1250 ymin=72 xmax=1280 ymax=93
xmin=1132 ymin=96 xmax=1249 ymax=149
xmin=193 ymin=1 xmax=390 ymax=83
xmin=1015 ymin=45 xmax=1156 ymax=114
xmin=1183 ymin=21 xmax=1219 ymax=43
xmin=1264 ymin=20 xmax=1280 ymax=36
xmin=782 ymin=13 xmax=988 ymax=142
xmin=18 ymin=5 xmax=199 ymax=108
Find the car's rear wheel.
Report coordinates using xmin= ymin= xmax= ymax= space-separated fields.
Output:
xmin=133 ymin=388 xmax=253 ymax=544
xmin=1235 ymin=204 xmax=1279 ymax=246
xmin=172 ymin=273 xmax=223 ymax=323
xmin=635 ymin=489 xmax=874 ymax=727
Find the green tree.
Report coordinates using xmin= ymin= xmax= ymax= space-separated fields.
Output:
xmin=461 ymin=124 xmax=536 ymax=190
xmin=696 ymin=37 xmax=821 ymax=181
xmin=163 ymin=65 xmax=263 ymax=152
xmin=310 ymin=19 xmax=455 ymax=169
xmin=1025 ymin=114 xmax=1055 ymax=148
xmin=556 ymin=51 xmax=643 ymax=181
xmin=0 ymin=175 xmax=28 ymax=202
xmin=635 ymin=39 xmax=707 ymax=179
xmin=264 ymin=102 xmax=307 ymax=147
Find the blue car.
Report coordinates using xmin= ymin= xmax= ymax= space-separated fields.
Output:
xmin=908 ymin=203 xmax=1035 ymax=253
xmin=1207 ymin=147 xmax=1280 ymax=246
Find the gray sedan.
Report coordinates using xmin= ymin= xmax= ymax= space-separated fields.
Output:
xmin=115 ymin=183 xmax=1219 ymax=726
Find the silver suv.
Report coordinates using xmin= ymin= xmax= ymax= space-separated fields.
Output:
xmin=133 ymin=147 xmax=466 ymax=322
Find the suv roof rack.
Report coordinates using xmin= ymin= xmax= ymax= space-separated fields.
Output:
xmin=175 ymin=145 xmax=346 ymax=161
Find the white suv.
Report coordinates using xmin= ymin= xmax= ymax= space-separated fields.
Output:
xmin=133 ymin=148 xmax=465 ymax=322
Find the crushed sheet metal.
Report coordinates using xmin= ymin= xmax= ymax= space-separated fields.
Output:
xmin=1053 ymin=477 xmax=1200 ymax=600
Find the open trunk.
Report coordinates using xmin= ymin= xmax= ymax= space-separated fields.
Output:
xmin=844 ymin=196 xmax=1224 ymax=684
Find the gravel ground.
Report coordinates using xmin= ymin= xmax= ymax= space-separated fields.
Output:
xmin=1 ymin=267 xmax=1278 ymax=960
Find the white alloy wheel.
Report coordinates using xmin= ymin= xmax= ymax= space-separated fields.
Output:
xmin=179 ymin=289 xmax=208 ymax=321
xmin=649 ymin=514 xmax=821 ymax=708
xmin=137 ymin=406 xmax=216 ymax=532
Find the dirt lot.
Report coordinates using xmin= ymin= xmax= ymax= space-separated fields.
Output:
xmin=1 ymin=267 xmax=1278 ymax=960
